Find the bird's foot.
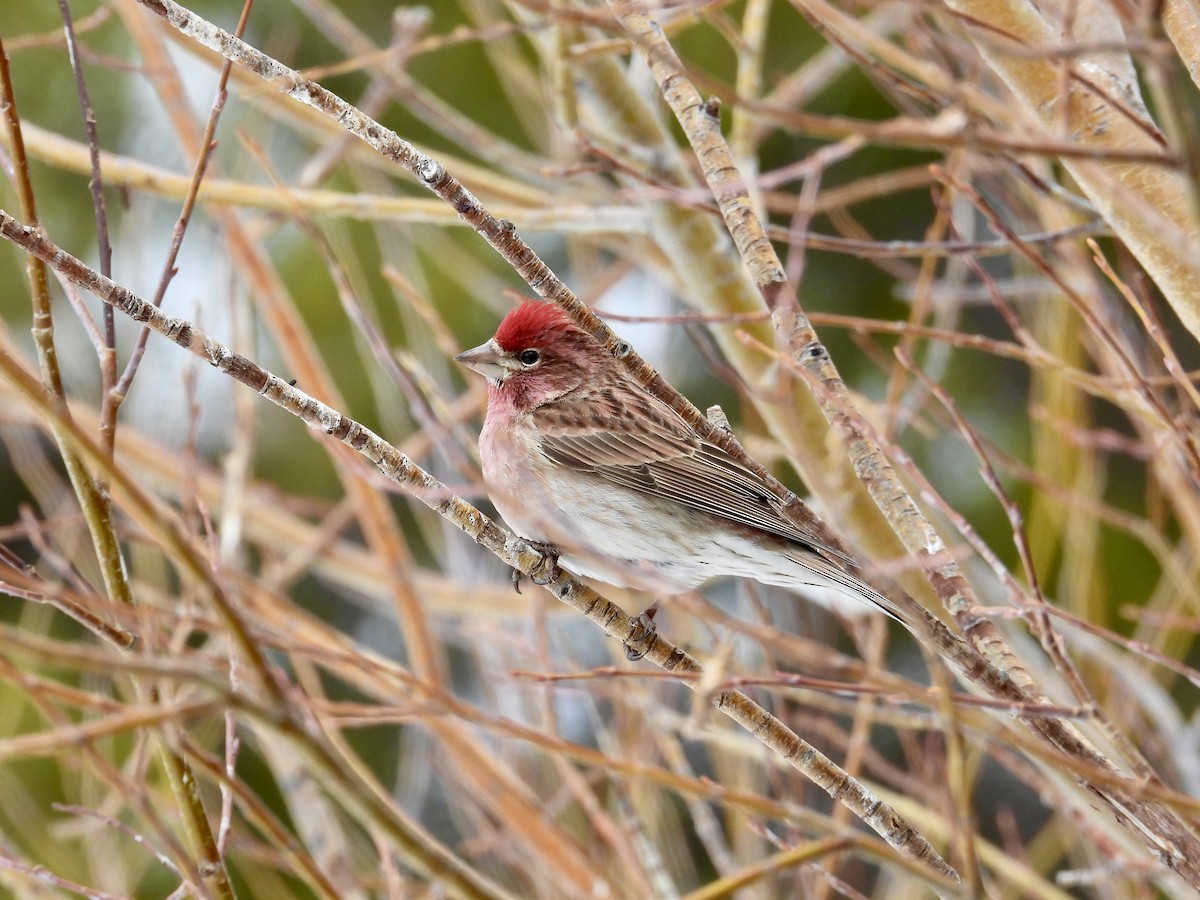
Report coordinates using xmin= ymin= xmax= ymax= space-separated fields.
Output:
xmin=510 ymin=540 xmax=560 ymax=594
xmin=624 ymin=600 xmax=661 ymax=662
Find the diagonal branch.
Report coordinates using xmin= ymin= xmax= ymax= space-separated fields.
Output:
xmin=0 ymin=210 xmax=961 ymax=889
xmin=111 ymin=3 xmax=1200 ymax=885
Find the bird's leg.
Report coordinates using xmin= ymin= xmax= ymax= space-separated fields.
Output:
xmin=624 ymin=600 xmax=661 ymax=661
xmin=510 ymin=540 xmax=560 ymax=594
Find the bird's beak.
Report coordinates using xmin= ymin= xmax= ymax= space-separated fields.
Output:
xmin=455 ymin=338 xmax=512 ymax=382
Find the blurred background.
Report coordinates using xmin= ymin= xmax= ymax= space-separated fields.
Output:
xmin=0 ymin=0 xmax=1198 ymax=897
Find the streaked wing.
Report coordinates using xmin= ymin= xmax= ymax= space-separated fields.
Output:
xmin=532 ymin=386 xmax=855 ymax=565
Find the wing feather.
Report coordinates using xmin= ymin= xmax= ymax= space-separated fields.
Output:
xmin=532 ymin=385 xmax=855 ymax=565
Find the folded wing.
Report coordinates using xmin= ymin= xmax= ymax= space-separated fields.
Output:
xmin=532 ymin=385 xmax=855 ymax=564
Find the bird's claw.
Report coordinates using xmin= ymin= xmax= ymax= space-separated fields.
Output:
xmin=624 ymin=600 xmax=661 ymax=661
xmin=510 ymin=540 xmax=560 ymax=594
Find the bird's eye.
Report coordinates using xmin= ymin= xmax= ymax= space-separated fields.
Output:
xmin=518 ymin=349 xmax=541 ymax=366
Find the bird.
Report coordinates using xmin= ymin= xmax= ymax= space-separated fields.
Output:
xmin=455 ymin=300 xmax=900 ymax=632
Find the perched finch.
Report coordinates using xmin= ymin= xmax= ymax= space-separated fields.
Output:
xmin=456 ymin=301 xmax=899 ymax=622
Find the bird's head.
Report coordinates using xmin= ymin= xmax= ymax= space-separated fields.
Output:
xmin=456 ymin=301 xmax=601 ymax=409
